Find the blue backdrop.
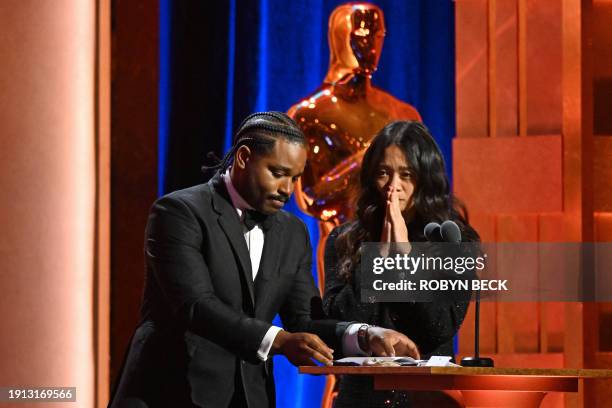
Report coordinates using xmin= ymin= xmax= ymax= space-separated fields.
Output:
xmin=159 ymin=1 xmax=455 ymax=406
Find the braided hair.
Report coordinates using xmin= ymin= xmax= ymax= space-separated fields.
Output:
xmin=203 ymin=111 xmax=307 ymax=174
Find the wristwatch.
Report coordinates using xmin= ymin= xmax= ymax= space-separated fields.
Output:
xmin=357 ymin=324 xmax=370 ymax=353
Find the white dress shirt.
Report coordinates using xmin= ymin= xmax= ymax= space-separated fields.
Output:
xmin=223 ymin=170 xmax=368 ymax=361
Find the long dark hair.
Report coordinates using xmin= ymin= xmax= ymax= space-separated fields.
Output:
xmin=335 ymin=121 xmax=479 ymax=281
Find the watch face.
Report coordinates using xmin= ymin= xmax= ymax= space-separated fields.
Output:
xmin=357 ymin=324 xmax=370 ymax=352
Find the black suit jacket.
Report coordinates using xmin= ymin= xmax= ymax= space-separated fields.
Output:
xmin=110 ymin=174 xmax=348 ymax=408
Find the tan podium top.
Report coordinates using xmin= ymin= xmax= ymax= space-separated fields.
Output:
xmin=299 ymin=366 xmax=612 ymax=378
xmin=299 ymin=366 xmax=612 ymax=394
xmin=300 ymin=366 xmax=612 ymax=407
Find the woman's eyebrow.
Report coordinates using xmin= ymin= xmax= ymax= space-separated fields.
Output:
xmin=377 ymin=164 xmax=412 ymax=171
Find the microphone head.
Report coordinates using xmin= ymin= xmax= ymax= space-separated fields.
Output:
xmin=441 ymin=220 xmax=462 ymax=243
xmin=424 ymin=222 xmax=442 ymax=241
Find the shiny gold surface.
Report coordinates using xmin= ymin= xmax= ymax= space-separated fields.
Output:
xmin=288 ymin=2 xmax=421 ymax=223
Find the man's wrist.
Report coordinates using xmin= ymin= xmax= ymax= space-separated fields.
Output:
xmin=271 ymin=329 xmax=288 ymax=354
xmin=258 ymin=326 xmax=283 ymax=361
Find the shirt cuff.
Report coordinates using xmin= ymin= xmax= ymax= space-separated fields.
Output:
xmin=342 ymin=323 xmax=372 ymax=356
xmin=257 ymin=326 xmax=283 ymax=361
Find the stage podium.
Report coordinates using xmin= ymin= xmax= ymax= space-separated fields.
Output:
xmin=300 ymin=366 xmax=612 ymax=408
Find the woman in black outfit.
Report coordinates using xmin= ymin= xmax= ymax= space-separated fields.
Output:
xmin=323 ymin=121 xmax=480 ymax=408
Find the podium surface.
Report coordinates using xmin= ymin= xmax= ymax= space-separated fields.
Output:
xmin=299 ymin=366 xmax=612 ymax=407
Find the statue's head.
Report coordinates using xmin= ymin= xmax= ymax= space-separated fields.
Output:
xmin=327 ymin=2 xmax=385 ymax=82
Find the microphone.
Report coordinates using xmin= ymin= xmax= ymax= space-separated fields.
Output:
xmin=424 ymin=220 xmax=462 ymax=243
xmin=441 ymin=220 xmax=462 ymax=244
xmin=424 ymin=221 xmax=492 ymax=367
xmin=424 ymin=222 xmax=443 ymax=242
xmin=450 ymin=220 xmax=492 ymax=367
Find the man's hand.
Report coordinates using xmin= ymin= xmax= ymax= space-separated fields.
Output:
xmin=366 ymin=327 xmax=420 ymax=359
xmin=271 ymin=330 xmax=334 ymax=366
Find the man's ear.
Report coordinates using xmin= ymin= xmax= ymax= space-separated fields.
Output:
xmin=234 ymin=145 xmax=252 ymax=169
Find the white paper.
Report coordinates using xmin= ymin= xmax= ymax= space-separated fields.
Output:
xmin=334 ymin=356 xmax=423 ymax=366
xmin=425 ymin=355 xmax=452 ymax=366
xmin=334 ymin=355 xmax=461 ymax=367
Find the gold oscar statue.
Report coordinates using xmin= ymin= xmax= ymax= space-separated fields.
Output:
xmin=288 ymin=2 xmax=421 ymax=230
xmin=288 ymin=6 xmax=422 ymax=405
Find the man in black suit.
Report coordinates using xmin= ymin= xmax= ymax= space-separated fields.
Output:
xmin=109 ymin=112 xmax=419 ymax=408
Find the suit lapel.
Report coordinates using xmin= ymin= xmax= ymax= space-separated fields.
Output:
xmin=209 ymin=174 xmax=255 ymax=308
xmin=254 ymin=218 xmax=284 ymax=302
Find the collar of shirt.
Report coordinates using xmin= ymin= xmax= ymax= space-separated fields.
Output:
xmin=222 ymin=169 xmax=265 ymax=281
xmin=222 ymin=168 xmax=253 ymax=219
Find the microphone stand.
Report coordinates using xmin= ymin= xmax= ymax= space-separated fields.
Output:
xmin=460 ymin=289 xmax=494 ymax=367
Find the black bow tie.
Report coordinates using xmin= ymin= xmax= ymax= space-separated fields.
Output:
xmin=242 ymin=209 xmax=273 ymax=231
